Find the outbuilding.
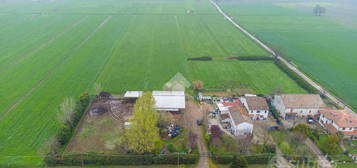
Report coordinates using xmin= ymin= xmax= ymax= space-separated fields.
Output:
xmin=272 ymin=94 xmax=325 ymax=119
xmin=240 ymin=95 xmax=269 ymax=120
xmin=124 ymin=91 xmax=186 ymax=112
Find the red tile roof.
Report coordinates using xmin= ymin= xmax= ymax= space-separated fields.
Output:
xmin=324 ymin=123 xmax=338 ymax=134
xmin=320 ymin=109 xmax=357 ymax=128
xmin=343 ymin=130 xmax=357 ymax=136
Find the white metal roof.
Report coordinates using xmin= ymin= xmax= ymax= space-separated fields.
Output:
xmin=153 ymin=91 xmax=185 ymax=110
xmin=124 ymin=91 xmax=143 ymax=98
xmin=152 ymin=91 xmax=185 ymax=96
xmin=124 ymin=91 xmax=185 ymax=110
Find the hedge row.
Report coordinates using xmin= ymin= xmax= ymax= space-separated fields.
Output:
xmin=187 ymin=56 xmax=212 ymax=61
xmin=211 ymin=154 xmax=274 ymax=164
xmin=234 ymin=56 xmax=274 ymax=61
xmin=268 ymin=103 xmax=281 ymax=125
xmin=275 ymin=60 xmax=319 ymax=94
xmin=56 ymin=94 xmax=91 ymax=149
xmin=44 ymin=154 xmax=199 ymax=166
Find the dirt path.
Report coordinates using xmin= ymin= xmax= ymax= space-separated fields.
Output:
xmin=275 ymin=148 xmax=294 ymax=168
xmin=304 ymin=138 xmax=332 ymax=168
xmin=209 ymin=0 xmax=354 ymax=113
xmin=183 ymin=100 xmax=209 ymax=168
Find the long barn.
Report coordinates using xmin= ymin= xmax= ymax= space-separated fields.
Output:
xmin=124 ymin=91 xmax=185 ymax=112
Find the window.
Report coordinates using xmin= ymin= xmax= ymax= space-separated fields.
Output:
xmin=257 ymin=111 xmax=260 ymax=113
xmin=342 ymin=128 xmax=345 ymax=131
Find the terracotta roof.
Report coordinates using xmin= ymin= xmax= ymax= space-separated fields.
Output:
xmin=279 ymin=94 xmax=325 ymax=108
xmin=324 ymin=123 xmax=338 ymax=134
xmin=344 ymin=130 xmax=357 ymax=136
xmin=220 ymin=113 xmax=230 ymax=120
xmin=222 ymin=102 xmax=236 ymax=107
xmin=320 ymin=109 xmax=357 ymax=128
xmin=227 ymin=100 xmax=251 ymax=124
xmin=245 ymin=96 xmax=269 ymax=111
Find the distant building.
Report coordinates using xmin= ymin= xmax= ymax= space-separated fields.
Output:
xmin=272 ymin=94 xmax=325 ymax=119
xmin=240 ymin=95 xmax=269 ymax=120
xmin=217 ymin=100 xmax=253 ymax=136
xmin=197 ymin=92 xmax=212 ymax=102
xmin=124 ymin=91 xmax=185 ymax=112
xmin=319 ymin=109 xmax=357 ymax=140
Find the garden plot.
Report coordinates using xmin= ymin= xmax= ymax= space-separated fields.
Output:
xmin=66 ymin=95 xmax=191 ymax=155
xmin=66 ymin=97 xmax=134 ymax=153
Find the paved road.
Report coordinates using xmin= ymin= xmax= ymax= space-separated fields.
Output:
xmin=209 ymin=0 xmax=354 ymax=113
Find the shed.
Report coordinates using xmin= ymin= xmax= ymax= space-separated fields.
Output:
xmin=152 ymin=91 xmax=185 ymax=111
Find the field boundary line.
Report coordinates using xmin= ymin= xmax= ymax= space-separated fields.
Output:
xmin=209 ymin=0 xmax=354 ymax=112
xmin=0 ymin=16 xmax=88 ymax=73
xmin=0 ymin=16 xmax=113 ymax=120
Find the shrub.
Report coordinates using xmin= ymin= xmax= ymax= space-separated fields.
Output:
xmin=235 ymin=56 xmax=274 ymax=61
xmin=293 ymin=123 xmax=312 ymax=138
xmin=56 ymin=124 xmax=72 ymax=146
xmin=44 ymin=154 xmax=199 ymax=166
xmin=280 ymin=141 xmax=293 ymax=155
xmin=167 ymin=144 xmax=177 ymax=153
xmin=187 ymin=56 xmax=212 ymax=61
xmin=268 ymin=103 xmax=281 ymax=124
xmin=230 ymin=155 xmax=247 ymax=168
xmin=45 ymin=93 xmax=91 ymax=157
xmin=211 ymin=154 xmax=273 ymax=165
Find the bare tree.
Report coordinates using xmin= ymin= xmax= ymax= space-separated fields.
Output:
xmin=58 ymin=97 xmax=76 ymax=125
xmin=192 ymin=80 xmax=204 ymax=91
xmin=237 ymin=135 xmax=253 ymax=154
xmin=313 ymin=5 xmax=326 ymax=16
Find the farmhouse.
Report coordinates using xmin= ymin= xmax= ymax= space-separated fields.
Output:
xmin=124 ymin=91 xmax=185 ymax=112
xmin=217 ymin=100 xmax=253 ymax=136
xmin=319 ymin=109 xmax=357 ymax=140
xmin=272 ymin=94 xmax=325 ymax=119
xmin=240 ymin=95 xmax=269 ymax=120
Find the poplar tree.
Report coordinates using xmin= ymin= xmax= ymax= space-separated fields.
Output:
xmin=125 ymin=92 xmax=160 ymax=154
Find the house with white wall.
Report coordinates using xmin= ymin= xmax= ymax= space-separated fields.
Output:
xmin=272 ymin=94 xmax=325 ymax=120
xmin=217 ymin=100 xmax=253 ymax=136
xmin=240 ymin=95 xmax=269 ymax=120
xmin=319 ymin=109 xmax=357 ymax=140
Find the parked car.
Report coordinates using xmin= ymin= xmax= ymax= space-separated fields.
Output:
xmin=307 ymin=117 xmax=314 ymax=124
xmin=196 ymin=119 xmax=203 ymax=126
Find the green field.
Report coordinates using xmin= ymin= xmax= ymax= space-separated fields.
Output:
xmin=0 ymin=0 xmax=305 ymax=166
xmin=218 ymin=0 xmax=357 ymax=110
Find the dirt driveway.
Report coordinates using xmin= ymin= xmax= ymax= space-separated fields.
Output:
xmin=183 ymin=99 xmax=210 ymax=168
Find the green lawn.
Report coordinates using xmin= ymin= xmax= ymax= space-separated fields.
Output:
xmin=0 ymin=0 xmax=304 ymax=166
xmin=218 ymin=0 xmax=357 ymax=110
xmin=336 ymin=163 xmax=357 ymax=168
